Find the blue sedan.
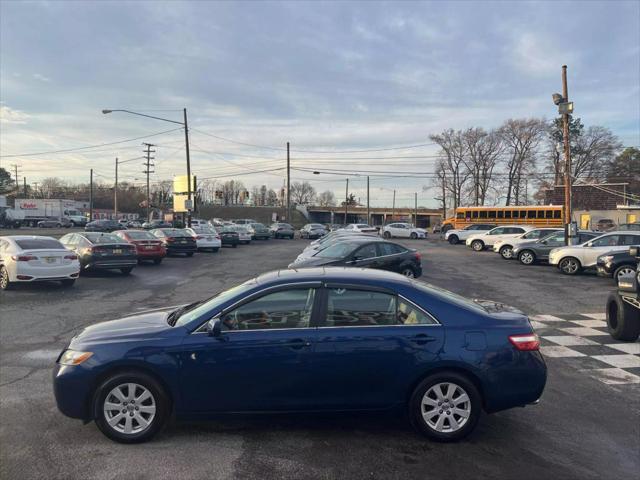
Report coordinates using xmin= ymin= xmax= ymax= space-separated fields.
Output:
xmin=53 ymin=268 xmax=546 ymax=443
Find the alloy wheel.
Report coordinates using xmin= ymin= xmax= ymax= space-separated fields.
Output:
xmin=615 ymin=266 xmax=635 ymax=281
xmin=519 ymin=251 xmax=535 ymax=265
xmin=471 ymin=241 xmax=483 ymax=251
xmin=560 ymin=258 xmax=579 ymax=274
xmin=500 ymin=246 xmax=512 ymax=259
xmin=402 ymin=268 xmax=416 ymax=278
xmin=0 ymin=268 xmax=9 ymax=290
xmin=421 ymin=382 xmax=471 ymax=433
xmin=103 ymin=383 xmax=156 ymax=435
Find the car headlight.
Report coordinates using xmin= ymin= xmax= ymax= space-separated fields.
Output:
xmin=601 ymin=255 xmax=614 ymax=264
xmin=58 ymin=350 xmax=93 ymax=366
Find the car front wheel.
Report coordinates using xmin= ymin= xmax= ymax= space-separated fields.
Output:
xmin=471 ymin=240 xmax=484 ymax=251
xmin=499 ymin=245 xmax=513 ymax=259
xmin=448 ymin=235 xmax=459 ymax=245
xmin=518 ymin=250 xmax=536 ymax=265
xmin=93 ymin=372 xmax=169 ymax=443
xmin=383 ymin=231 xmax=391 ymax=239
xmin=614 ymin=265 xmax=636 ymax=282
xmin=409 ymin=372 xmax=481 ymax=442
xmin=559 ymin=257 xmax=581 ymax=275
xmin=410 ymin=232 xmax=418 ymax=239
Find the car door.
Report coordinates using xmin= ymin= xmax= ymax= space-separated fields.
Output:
xmin=484 ymin=227 xmax=505 ymax=244
xmin=397 ymin=224 xmax=410 ymax=238
xmin=346 ymin=243 xmax=380 ymax=269
xmin=310 ymin=286 xmax=444 ymax=409
xmin=376 ymin=242 xmax=404 ymax=272
xmin=583 ymin=234 xmax=624 ymax=266
xmin=178 ymin=286 xmax=321 ymax=413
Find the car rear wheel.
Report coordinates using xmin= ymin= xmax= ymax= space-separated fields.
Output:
xmin=559 ymin=257 xmax=581 ymax=275
xmin=410 ymin=232 xmax=418 ymax=239
xmin=471 ymin=240 xmax=484 ymax=251
xmin=499 ymin=245 xmax=513 ymax=259
xmin=606 ymin=292 xmax=640 ymax=341
xmin=518 ymin=250 xmax=536 ymax=265
xmin=614 ymin=265 xmax=636 ymax=282
xmin=401 ymin=267 xmax=416 ymax=278
xmin=153 ymin=258 xmax=162 ymax=265
xmin=409 ymin=372 xmax=481 ymax=442
xmin=60 ymin=279 xmax=75 ymax=288
xmin=0 ymin=267 xmax=13 ymax=290
xmin=120 ymin=267 xmax=133 ymax=275
xmin=448 ymin=235 xmax=459 ymax=245
xmin=232 ymin=244 xmax=237 ymax=248
xmin=93 ymin=372 xmax=169 ymax=443
xmin=186 ymin=252 xmax=194 ymax=257
xmin=383 ymin=231 xmax=391 ymax=239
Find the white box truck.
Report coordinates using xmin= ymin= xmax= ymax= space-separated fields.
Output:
xmin=11 ymin=199 xmax=89 ymax=227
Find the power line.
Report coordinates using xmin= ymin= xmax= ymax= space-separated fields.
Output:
xmin=0 ymin=128 xmax=183 ymax=158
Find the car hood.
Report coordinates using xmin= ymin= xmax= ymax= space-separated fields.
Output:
xmin=511 ymin=240 xmax=540 ymax=251
xmin=70 ymin=307 xmax=179 ymax=347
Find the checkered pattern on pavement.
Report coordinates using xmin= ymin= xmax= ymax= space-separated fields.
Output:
xmin=530 ymin=313 xmax=640 ymax=386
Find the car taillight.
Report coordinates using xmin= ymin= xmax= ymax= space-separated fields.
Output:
xmin=92 ymin=247 xmax=107 ymax=253
xmin=64 ymin=254 xmax=78 ymax=260
xmin=414 ymin=252 xmax=422 ymax=261
xmin=195 ymin=236 xmax=203 ymax=240
xmin=166 ymin=237 xmax=176 ymax=243
xmin=12 ymin=255 xmax=37 ymax=261
xmin=509 ymin=333 xmax=540 ymax=351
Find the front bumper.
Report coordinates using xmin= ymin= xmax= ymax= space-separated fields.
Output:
xmin=52 ymin=361 xmax=94 ymax=421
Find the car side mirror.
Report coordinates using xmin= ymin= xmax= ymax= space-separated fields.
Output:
xmin=206 ymin=318 xmax=223 ymax=337
xmin=541 ymin=240 xmax=547 ymax=245
xmin=585 ymin=242 xmax=593 ymax=248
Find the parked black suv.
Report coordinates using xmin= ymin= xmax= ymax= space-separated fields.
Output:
xmin=597 ymin=249 xmax=638 ymax=282
xmin=605 ymin=246 xmax=640 ymax=341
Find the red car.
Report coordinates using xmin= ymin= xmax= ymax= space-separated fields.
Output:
xmin=113 ymin=230 xmax=166 ymax=264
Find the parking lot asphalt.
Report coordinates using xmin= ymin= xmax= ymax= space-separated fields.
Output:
xmin=1 ymin=235 xmax=638 ymax=480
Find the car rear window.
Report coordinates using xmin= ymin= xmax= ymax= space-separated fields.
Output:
xmin=126 ymin=231 xmax=156 ymax=240
xmin=15 ymin=239 xmax=65 ymax=250
xmin=84 ymin=233 xmax=124 ymax=244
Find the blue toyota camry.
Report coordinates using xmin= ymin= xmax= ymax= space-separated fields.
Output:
xmin=53 ymin=268 xmax=546 ymax=443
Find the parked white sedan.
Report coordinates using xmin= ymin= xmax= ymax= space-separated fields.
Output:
xmin=0 ymin=235 xmax=80 ymax=290
xmin=344 ymin=223 xmax=378 ymax=233
xmin=382 ymin=223 xmax=427 ymax=239
xmin=549 ymin=231 xmax=640 ymax=275
xmin=465 ymin=226 xmax=533 ymax=251
xmin=185 ymin=227 xmax=222 ymax=252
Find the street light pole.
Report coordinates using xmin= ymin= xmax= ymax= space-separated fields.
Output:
xmin=366 ymin=176 xmax=370 ymax=225
xmin=114 ymin=157 xmax=118 ymax=218
xmin=561 ymin=65 xmax=572 ymax=245
xmin=344 ymin=178 xmax=349 ymax=225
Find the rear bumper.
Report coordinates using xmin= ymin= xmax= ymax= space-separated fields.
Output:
xmin=166 ymin=245 xmax=197 ymax=254
xmin=14 ymin=264 xmax=80 ymax=282
xmin=83 ymin=257 xmax=138 ymax=269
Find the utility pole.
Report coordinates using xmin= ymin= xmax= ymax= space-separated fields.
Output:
xmin=23 ymin=177 xmax=27 ymax=198
xmin=561 ymin=65 xmax=573 ymax=245
xmin=414 ymin=193 xmax=418 ymax=227
xmin=366 ymin=176 xmax=370 ymax=225
xmin=143 ymin=143 xmax=155 ymax=223
xmin=33 ymin=182 xmax=39 ymax=198
xmin=286 ymin=142 xmax=291 ymax=222
xmin=344 ymin=178 xmax=349 ymax=225
xmin=114 ymin=157 xmax=118 ymax=218
xmin=89 ymin=169 xmax=94 ymax=222
xmin=183 ymin=108 xmax=192 ymax=228
xmin=392 ymin=189 xmax=396 ymax=222
xmin=11 ymin=164 xmax=20 ymax=197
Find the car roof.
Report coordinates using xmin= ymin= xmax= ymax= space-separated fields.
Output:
xmin=255 ymin=266 xmax=413 ymax=287
xmin=0 ymin=235 xmax=59 ymax=242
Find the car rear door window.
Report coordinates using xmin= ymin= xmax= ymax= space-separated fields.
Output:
xmin=325 ymin=289 xmax=396 ymax=326
xmin=378 ymin=243 xmax=406 ymax=256
xmin=222 ymin=288 xmax=316 ymax=330
xmin=398 ymin=298 xmax=438 ymax=325
xmin=619 ymin=234 xmax=640 ymax=246
xmin=353 ymin=243 xmax=377 ymax=259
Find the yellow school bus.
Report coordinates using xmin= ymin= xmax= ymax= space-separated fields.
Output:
xmin=442 ymin=205 xmax=564 ymax=231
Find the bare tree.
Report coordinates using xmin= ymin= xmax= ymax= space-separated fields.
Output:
xmin=499 ymin=119 xmax=546 ymax=205
xmin=427 ymin=159 xmax=449 ymax=219
xmin=40 ymin=177 xmax=67 ymax=198
xmin=572 ymin=126 xmax=622 ymax=181
xmin=429 ymin=129 xmax=470 ymax=210
xmin=251 ymin=186 xmax=261 ymax=206
xmin=462 ymin=128 xmax=503 ymax=206
xmin=317 ymin=190 xmax=336 ymax=207
xmin=290 ymin=181 xmax=316 ymax=205
xmin=266 ymin=189 xmax=278 ymax=206
xmin=221 ymin=180 xmax=246 ymax=205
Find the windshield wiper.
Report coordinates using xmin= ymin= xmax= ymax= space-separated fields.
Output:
xmin=167 ymin=301 xmax=202 ymax=326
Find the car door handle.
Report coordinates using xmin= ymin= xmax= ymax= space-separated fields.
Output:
xmin=287 ymin=339 xmax=311 ymax=349
xmin=410 ymin=334 xmax=436 ymax=345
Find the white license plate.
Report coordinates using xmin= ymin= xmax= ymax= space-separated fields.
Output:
xmin=44 ymin=257 xmax=57 ymax=264
xmin=113 ymin=249 xmax=122 ymax=254
xmin=144 ymin=246 xmax=155 ymax=250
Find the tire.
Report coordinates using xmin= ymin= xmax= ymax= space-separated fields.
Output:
xmin=69 ymin=221 xmax=76 ymax=227
xmin=448 ymin=235 xmax=459 ymax=245
xmin=471 ymin=240 xmax=484 ymax=252
xmin=153 ymin=258 xmax=162 ymax=265
xmin=401 ymin=267 xmax=416 ymax=278
xmin=409 ymin=371 xmax=481 ymax=442
xmin=120 ymin=267 xmax=133 ymax=275
xmin=613 ymin=265 xmax=636 ymax=283
xmin=212 ymin=248 xmax=219 ymax=253
xmin=60 ymin=279 xmax=75 ymax=288
xmin=410 ymin=232 xmax=418 ymax=239
xmin=289 ymin=235 xmax=294 ymax=240
xmin=606 ymin=292 xmax=640 ymax=341
xmin=0 ymin=267 xmax=13 ymax=290
xmin=232 ymin=244 xmax=237 ymax=248
xmin=559 ymin=257 xmax=581 ymax=275
xmin=186 ymin=252 xmax=194 ymax=257
xmin=383 ymin=231 xmax=391 ymax=239
xmin=518 ymin=250 xmax=536 ymax=265
xmin=93 ymin=371 xmax=169 ymax=444
xmin=56 ymin=223 xmax=62 ymax=228
xmin=499 ymin=245 xmax=513 ymax=260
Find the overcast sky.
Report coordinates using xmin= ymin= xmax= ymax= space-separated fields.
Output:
xmin=1 ymin=0 xmax=638 ymax=207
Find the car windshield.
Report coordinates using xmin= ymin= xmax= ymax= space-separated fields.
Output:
xmin=315 ymin=242 xmax=358 ymax=258
xmin=84 ymin=233 xmax=124 ymax=244
xmin=15 ymin=239 xmax=65 ymax=250
xmin=125 ymin=231 xmax=156 ymax=240
xmin=173 ymin=280 xmax=258 ymax=327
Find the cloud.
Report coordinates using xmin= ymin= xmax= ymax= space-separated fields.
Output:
xmin=0 ymin=104 xmax=30 ymax=124
xmin=508 ymin=31 xmax=576 ymax=76
xmin=33 ymin=73 xmax=51 ymax=82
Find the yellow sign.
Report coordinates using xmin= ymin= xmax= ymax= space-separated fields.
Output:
xmin=173 ymin=175 xmax=195 ymax=213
